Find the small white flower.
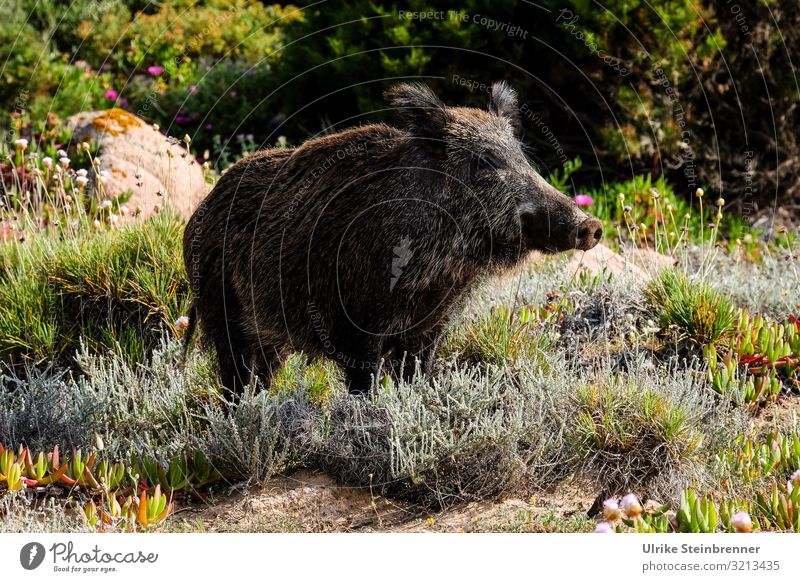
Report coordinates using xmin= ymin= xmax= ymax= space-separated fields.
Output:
xmin=108 ymin=213 xmax=119 ymax=226
xmin=791 ymin=469 xmax=800 ymax=484
xmin=81 ymin=142 xmax=91 ymax=152
xmin=57 ymin=149 xmax=67 ymax=158
xmin=76 ymin=168 xmax=88 ymax=177
xmin=101 ymin=199 xmax=112 ymax=210
xmin=59 ymin=157 xmax=70 ymax=168
xmin=15 ymin=138 xmax=28 ymax=149
xmin=731 ymin=512 xmax=753 ymax=533
xmin=175 ymin=315 xmax=190 ymax=333
xmin=75 ymin=176 xmax=89 ymax=188
xmin=695 ymin=187 xmax=704 ymax=198
xmin=594 ymin=522 xmax=614 ymax=533
xmin=120 ymin=205 xmax=129 ymax=216
xmin=98 ymin=170 xmax=109 ymax=184
xmin=602 ymin=499 xmax=622 ymax=521
xmin=42 ymin=156 xmax=53 ymax=168
xmin=621 ymin=493 xmax=643 ymax=518
xmin=92 ymin=219 xmax=102 ymax=229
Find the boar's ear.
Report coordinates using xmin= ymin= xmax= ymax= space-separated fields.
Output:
xmin=385 ymin=83 xmax=449 ymax=140
xmin=489 ymin=81 xmax=521 ymax=136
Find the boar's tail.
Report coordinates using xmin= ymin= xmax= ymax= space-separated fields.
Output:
xmin=182 ymin=303 xmax=198 ymax=363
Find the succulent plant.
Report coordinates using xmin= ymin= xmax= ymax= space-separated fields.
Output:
xmin=2 ymin=442 xmax=217 ymax=532
xmin=677 ymin=488 xmax=720 ymax=532
xmin=704 ymin=343 xmax=783 ymax=406
xmin=753 ymin=481 xmax=800 ymax=532
xmin=717 ymin=433 xmax=800 ymax=481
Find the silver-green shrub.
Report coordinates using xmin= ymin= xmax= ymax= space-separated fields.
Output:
xmin=0 ymin=365 xmax=98 ymax=450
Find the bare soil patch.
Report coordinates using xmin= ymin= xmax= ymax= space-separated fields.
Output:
xmin=175 ymin=470 xmax=599 ymax=533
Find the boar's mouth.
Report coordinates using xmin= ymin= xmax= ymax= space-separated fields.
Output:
xmin=519 ymin=210 xmax=603 ymax=254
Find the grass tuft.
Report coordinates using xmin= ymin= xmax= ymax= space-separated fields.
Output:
xmin=0 ymin=211 xmax=189 ymax=366
xmin=645 ymin=269 xmax=737 ymax=346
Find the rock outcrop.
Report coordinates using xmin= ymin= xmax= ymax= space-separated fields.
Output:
xmin=67 ymin=109 xmax=210 ymax=218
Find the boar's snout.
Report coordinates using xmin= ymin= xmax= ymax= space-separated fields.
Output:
xmin=572 ymin=217 xmax=603 ymax=251
xmin=518 ymin=198 xmax=603 ymax=253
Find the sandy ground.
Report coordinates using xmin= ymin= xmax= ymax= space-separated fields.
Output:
xmin=172 ymin=470 xmax=600 ymax=533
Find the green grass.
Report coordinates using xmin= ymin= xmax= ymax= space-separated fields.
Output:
xmin=0 ymin=211 xmax=189 ymax=367
xmin=569 ymin=377 xmax=704 ymax=493
xmin=645 ymin=269 xmax=737 ymax=346
xmin=443 ymin=306 xmax=555 ymax=368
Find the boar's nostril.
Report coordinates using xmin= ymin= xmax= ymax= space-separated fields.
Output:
xmin=574 ymin=217 xmax=603 ymax=251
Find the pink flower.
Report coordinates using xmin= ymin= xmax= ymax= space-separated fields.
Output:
xmin=104 ymin=90 xmax=118 ymax=100
xmin=189 ymin=85 xmax=198 ymax=94
xmin=731 ymin=512 xmax=753 ymax=533
xmin=575 ymin=194 xmax=594 ymax=207
xmin=602 ymin=498 xmax=621 ymax=521
xmin=621 ymin=493 xmax=642 ymax=518
xmin=147 ymin=65 xmax=164 ymax=76
xmin=175 ymin=315 xmax=190 ymax=333
xmin=594 ymin=522 xmax=614 ymax=533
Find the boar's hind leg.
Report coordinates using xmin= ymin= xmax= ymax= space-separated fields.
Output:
xmin=213 ymin=331 xmax=253 ymax=400
xmin=204 ymin=301 xmax=252 ymax=400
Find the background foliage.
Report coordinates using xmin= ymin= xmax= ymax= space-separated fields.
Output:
xmin=1 ymin=0 xmax=797 ymax=210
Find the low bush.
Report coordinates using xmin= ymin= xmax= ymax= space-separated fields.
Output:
xmin=568 ymin=366 xmax=708 ymax=498
xmin=292 ymin=361 xmax=572 ymax=507
xmin=0 ymin=337 xmax=211 ymax=459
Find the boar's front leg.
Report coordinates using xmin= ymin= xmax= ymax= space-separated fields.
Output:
xmin=335 ymin=333 xmax=384 ymax=395
xmin=251 ymin=345 xmax=285 ymax=391
xmin=389 ymin=327 xmax=444 ymax=383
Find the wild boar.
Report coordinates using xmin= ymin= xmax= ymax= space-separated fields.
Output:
xmin=183 ymin=82 xmax=602 ymax=397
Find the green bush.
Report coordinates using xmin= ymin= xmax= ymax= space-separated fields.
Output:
xmin=444 ymin=306 xmax=555 ymax=368
xmin=3 ymin=0 xmax=798 ymax=206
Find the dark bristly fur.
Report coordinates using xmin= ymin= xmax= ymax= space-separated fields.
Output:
xmin=183 ymin=81 xmax=602 ymax=398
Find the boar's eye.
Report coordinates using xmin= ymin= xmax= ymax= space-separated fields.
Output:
xmin=474 ymin=152 xmax=502 ymax=176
